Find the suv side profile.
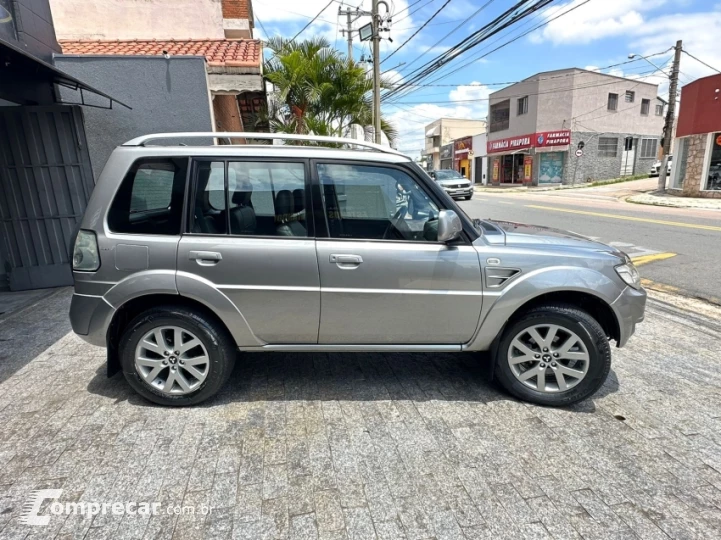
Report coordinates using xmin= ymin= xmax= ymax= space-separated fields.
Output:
xmin=70 ymin=133 xmax=646 ymax=407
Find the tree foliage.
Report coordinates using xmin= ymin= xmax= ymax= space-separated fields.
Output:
xmin=258 ymin=37 xmax=397 ymax=144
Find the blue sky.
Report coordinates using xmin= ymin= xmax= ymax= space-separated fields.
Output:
xmin=253 ymin=0 xmax=721 ymax=154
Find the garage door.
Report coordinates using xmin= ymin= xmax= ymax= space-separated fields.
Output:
xmin=0 ymin=105 xmax=94 ymax=290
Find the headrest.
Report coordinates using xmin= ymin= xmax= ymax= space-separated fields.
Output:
xmin=275 ymin=190 xmax=293 ymax=216
xmin=232 ymin=181 xmax=253 ymax=206
xmin=292 ymin=188 xmax=304 ymax=212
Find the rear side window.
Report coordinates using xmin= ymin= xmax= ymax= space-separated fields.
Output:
xmin=108 ymin=158 xmax=188 ymax=235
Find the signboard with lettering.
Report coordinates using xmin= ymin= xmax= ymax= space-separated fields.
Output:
xmin=523 ymin=156 xmax=533 ymax=183
xmin=492 ymin=159 xmax=499 ymax=183
xmin=487 ymin=130 xmax=571 ymax=154
xmin=440 ymin=143 xmax=453 ymax=160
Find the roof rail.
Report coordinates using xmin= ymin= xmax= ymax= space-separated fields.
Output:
xmin=122 ymin=132 xmax=406 ymax=156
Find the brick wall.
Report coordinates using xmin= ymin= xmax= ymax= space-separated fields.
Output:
xmin=237 ymin=91 xmax=267 ymax=132
xmin=222 ymin=0 xmax=249 ymax=19
xmin=667 ymin=133 xmax=721 ymax=198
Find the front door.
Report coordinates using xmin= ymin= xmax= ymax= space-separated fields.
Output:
xmin=177 ymin=159 xmax=319 ymax=344
xmin=621 ymin=137 xmax=635 ymax=176
xmin=314 ymin=161 xmax=483 ymax=344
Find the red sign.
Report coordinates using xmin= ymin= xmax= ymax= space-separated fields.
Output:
xmin=487 ymin=130 xmax=571 ymax=154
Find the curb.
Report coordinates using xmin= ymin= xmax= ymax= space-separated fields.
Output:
xmin=625 ymin=193 xmax=721 ymax=211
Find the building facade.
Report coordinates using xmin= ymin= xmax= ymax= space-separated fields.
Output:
xmin=668 ymin=73 xmax=721 ymax=197
xmin=51 ymin=0 xmax=264 ymax=173
xmin=470 ymin=133 xmax=488 ymax=184
xmin=0 ymin=0 xmax=131 ymax=290
xmin=424 ymin=118 xmax=486 ymax=171
xmin=487 ymin=69 xmax=665 ymax=186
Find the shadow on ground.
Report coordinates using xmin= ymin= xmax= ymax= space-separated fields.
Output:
xmin=87 ymin=350 xmax=620 ymax=413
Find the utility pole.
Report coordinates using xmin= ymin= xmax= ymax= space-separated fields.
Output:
xmin=339 ymin=6 xmax=359 ymax=61
xmin=372 ymin=0 xmax=382 ymax=144
xmin=658 ymin=39 xmax=682 ymax=191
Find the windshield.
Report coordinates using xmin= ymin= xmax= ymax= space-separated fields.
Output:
xmin=433 ymin=169 xmax=464 ymax=180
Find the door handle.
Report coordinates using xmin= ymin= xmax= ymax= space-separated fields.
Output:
xmin=189 ymin=251 xmax=222 ymax=265
xmin=329 ymin=254 xmax=363 ymax=266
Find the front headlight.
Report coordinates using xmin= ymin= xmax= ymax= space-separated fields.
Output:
xmin=615 ymin=261 xmax=641 ymax=289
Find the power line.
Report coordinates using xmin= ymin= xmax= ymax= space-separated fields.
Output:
xmin=255 ymin=15 xmax=270 ymax=39
xmin=383 ymin=0 xmax=556 ymax=101
xmin=393 ymin=0 xmax=436 ymax=24
xmin=396 ymin=0 xmax=496 ymax=74
xmin=682 ymin=49 xmax=721 ymax=74
xmin=410 ymin=0 xmax=594 ymax=94
xmin=382 ymin=0 xmax=453 ymax=64
xmin=389 ymin=69 xmax=660 ymax=104
xmin=291 ymin=0 xmax=336 ymax=41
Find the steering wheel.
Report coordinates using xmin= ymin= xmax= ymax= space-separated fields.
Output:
xmin=382 ymin=205 xmax=407 ymax=240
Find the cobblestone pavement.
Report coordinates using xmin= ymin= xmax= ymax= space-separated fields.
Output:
xmin=1 ymin=293 xmax=721 ymax=540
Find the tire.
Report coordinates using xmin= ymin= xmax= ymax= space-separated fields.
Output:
xmin=118 ymin=305 xmax=236 ymax=406
xmin=494 ymin=304 xmax=611 ymax=407
xmin=464 ymin=195 xmax=473 ymax=200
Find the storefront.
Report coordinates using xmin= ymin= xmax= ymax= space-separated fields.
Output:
xmin=487 ymin=130 xmax=570 ymax=186
xmin=439 ymin=143 xmax=453 ymax=170
xmin=453 ymin=136 xmax=473 ymax=179
xmin=669 ymin=73 xmax=721 ymax=197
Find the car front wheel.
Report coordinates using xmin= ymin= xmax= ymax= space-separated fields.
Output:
xmin=119 ymin=306 xmax=236 ymax=406
xmin=494 ymin=304 xmax=611 ymax=406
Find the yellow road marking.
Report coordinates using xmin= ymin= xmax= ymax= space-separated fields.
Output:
xmin=641 ymin=278 xmax=679 ymax=294
xmin=498 ymin=201 xmax=515 ymax=205
xmin=525 ymin=205 xmax=721 ymax=232
xmin=631 ymin=252 xmax=677 ymax=266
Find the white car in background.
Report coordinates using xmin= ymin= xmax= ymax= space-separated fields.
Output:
xmin=650 ymin=155 xmax=672 ymax=176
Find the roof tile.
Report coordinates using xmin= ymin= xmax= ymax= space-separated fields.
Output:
xmin=58 ymin=39 xmax=262 ymax=69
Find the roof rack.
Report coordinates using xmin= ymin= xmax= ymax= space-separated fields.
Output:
xmin=122 ymin=132 xmax=406 ymax=156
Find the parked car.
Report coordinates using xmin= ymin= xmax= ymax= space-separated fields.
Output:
xmin=429 ymin=169 xmax=473 ymax=200
xmin=70 ymin=133 xmax=646 ymax=408
xmin=650 ymin=155 xmax=672 ymax=176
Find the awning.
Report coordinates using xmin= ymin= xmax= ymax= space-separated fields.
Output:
xmin=0 ymin=40 xmax=131 ymax=109
xmin=426 ymin=125 xmax=440 ymax=137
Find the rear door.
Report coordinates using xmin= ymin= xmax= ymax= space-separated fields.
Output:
xmin=176 ymin=158 xmax=319 ymax=344
xmin=313 ymin=161 xmax=483 ymax=344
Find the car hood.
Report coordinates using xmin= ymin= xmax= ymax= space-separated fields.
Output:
xmin=480 ymin=219 xmax=623 ymax=254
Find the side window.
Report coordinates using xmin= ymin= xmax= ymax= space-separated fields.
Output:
xmin=317 ymin=163 xmax=440 ymax=242
xmin=107 ymin=158 xmax=188 ymax=235
xmin=192 ymin=162 xmax=227 ymax=234
xmin=228 ymin=162 xmax=307 ymax=236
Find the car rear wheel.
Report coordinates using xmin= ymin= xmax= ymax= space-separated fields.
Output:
xmin=494 ymin=304 xmax=611 ymax=407
xmin=464 ymin=195 xmax=472 ymax=200
xmin=119 ymin=305 xmax=236 ymax=406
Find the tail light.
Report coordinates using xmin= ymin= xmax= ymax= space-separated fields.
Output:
xmin=72 ymin=230 xmax=100 ymax=271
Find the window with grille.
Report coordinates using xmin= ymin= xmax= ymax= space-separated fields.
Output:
xmin=517 ymin=96 xmax=528 ymax=116
xmin=607 ymin=93 xmax=618 ymax=111
xmin=639 ymin=138 xmax=658 ymax=159
xmin=490 ymin=99 xmax=510 ymax=132
xmin=641 ymin=99 xmax=650 ymax=115
xmin=625 ymin=91 xmax=635 ymax=103
xmin=598 ymin=137 xmax=619 ymax=157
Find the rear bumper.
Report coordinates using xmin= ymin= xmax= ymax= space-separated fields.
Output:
xmin=69 ymin=293 xmax=114 ymax=347
xmin=611 ymin=285 xmax=647 ymax=347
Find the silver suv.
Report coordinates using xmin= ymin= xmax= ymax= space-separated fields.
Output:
xmin=430 ymin=169 xmax=474 ymax=200
xmin=70 ymin=133 xmax=646 ymax=407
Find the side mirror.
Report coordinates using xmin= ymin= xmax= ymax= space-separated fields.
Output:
xmin=429 ymin=172 xmax=436 ymax=179
xmin=437 ymin=209 xmax=462 ymax=243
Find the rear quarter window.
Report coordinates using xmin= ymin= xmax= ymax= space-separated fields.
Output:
xmin=107 ymin=158 xmax=188 ymax=235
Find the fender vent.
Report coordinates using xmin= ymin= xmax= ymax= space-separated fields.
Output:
xmin=485 ymin=267 xmax=521 ymax=289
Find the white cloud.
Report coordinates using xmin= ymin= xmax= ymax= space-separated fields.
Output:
xmin=384 ymin=82 xmax=490 ymax=155
xmin=528 ymin=0 xmax=664 ymax=45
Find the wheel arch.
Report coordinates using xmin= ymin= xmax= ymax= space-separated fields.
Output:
xmin=106 ymin=293 xmax=240 ymax=376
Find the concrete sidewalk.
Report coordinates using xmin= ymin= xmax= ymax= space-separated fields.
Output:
xmin=473 ymin=177 xmax=655 ymax=196
xmin=627 ymin=191 xmax=721 ymax=210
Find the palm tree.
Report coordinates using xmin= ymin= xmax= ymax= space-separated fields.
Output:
xmin=260 ymin=37 xmax=397 ymax=144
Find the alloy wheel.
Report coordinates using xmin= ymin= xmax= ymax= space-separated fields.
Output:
xmin=507 ymin=324 xmax=590 ymax=393
xmin=134 ymin=326 xmax=210 ymax=395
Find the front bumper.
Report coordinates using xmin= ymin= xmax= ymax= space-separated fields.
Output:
xmin=441 ymin=186 xmax=473 ymax=198
xmin=611 ymin=285 xmax=647 ymax=347
xmin=69 ymin=293 xmax=115 ymax=347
